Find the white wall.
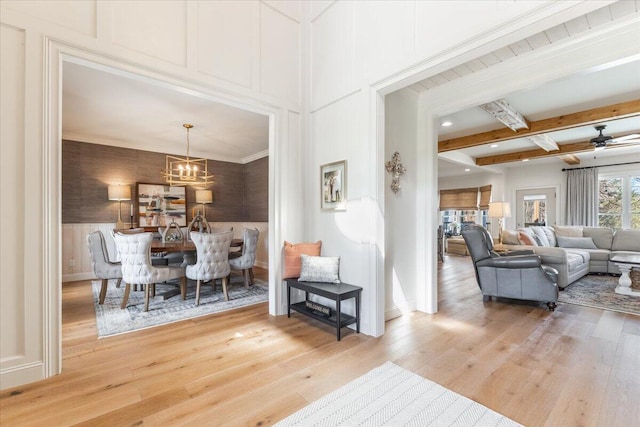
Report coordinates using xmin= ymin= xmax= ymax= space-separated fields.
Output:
xmin=384 ymin=89 xmax=418 ymax=319
xmin=504 ymin=152 xmax=640 ymax=230
xmin=0 ymin=0 xmax=301 ymax=389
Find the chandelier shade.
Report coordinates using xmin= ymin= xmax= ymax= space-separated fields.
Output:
xmin=162 ymin=124 xmax=214 ymax=187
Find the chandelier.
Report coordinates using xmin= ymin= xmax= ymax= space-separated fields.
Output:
xmin=162 ymin=124 xmax=214 ymax=187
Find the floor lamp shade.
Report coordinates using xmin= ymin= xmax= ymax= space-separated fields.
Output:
xmin=488 ymin=201 xmax=511 ymax=218
xmin=108 ymin=185 xmax=131 ymax=229
xmin=488 ymin=201 xmax=511 ymax=245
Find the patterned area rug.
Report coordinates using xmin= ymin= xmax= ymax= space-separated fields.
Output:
xmin=93 ymin=277 xmax=268 ymax=337
xmin=275 ymin=361 xmax=521 ymax=426
xmin=559 ymin=274 xmax=640 ymax=316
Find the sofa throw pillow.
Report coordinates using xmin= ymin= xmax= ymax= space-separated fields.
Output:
xmin=283 ymin=241 xmax=322 ymax=279
xmin=501 ymin=230 xmax=520 ymax=245
xmin=529 ymin=226 xmax=551 ymax=247
xmin=517 ymin=231 xmax=538 ymax=246
xmin=298 ymin=254 xmax=340 ymax=283
xmin=553 ymin=225 xmax=583 ymax=237
xmin=557 ymin=236 xmax=598 ymax=249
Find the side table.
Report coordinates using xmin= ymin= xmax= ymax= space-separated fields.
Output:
xmin=286 ymin=279 xmax=362 ymax=341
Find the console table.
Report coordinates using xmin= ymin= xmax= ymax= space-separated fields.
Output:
xmin=286 ymin=279 xmax=362 ymax=341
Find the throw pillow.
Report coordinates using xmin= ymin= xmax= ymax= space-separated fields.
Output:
xmin=501 ymin=230 xmax=520 ymax=245
xmin=529 ymin=226 xmax=550 ymax=247
xmin=557 ymin=236 xmax=598 ymax=249
xmin=283 ymin=240 xmax=322 ymax=279
xmin=298 ymin=254 xmax=340 ymax=283
xmin=517 ymin=231 xmax=538 ymax=246
xmin=553 ymin=225 xmax=583 ymax=237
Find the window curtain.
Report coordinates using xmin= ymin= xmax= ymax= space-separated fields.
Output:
xmin=439 ymin=187 xmax=478 ymax=210
xmin=566 ymin=168 xmax=599 ymax=226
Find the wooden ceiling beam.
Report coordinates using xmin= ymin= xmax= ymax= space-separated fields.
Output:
xmin=476 ymin=142 xmax=594 ymax=166
xmin=439 ymin=99 xmax=640 ymax=152
xmin=475 ymin=141 xmax=635 ymax=166
xmin=559 ymin=154 xmax=580 ymax=165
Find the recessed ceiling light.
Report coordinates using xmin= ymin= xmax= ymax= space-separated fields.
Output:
xmin=490 ymin=144 xmax=499 ymax=148
xmin=464 ymin=168 xmax=471 ymax=172
xmin=522 ymin=158 xmax=529 ymax=162
xmin=441 ymin=121 xmax=453 ymax=127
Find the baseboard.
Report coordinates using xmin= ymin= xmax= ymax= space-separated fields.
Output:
xmin=63 ymin=272 xmax=96 ymax=283
xmin=385 ymin=306 xmax=402 ymax=321
xmin=254 ymin=260 xmax=268 ymax=269
xmin=0 ymin=361 xmax=45 ymax=391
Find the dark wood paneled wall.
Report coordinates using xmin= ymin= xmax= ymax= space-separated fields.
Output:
xmin=62 ymin=140 xmax=267 ymax=224
xmin=243 ymin=157 xmax=268 ymax=222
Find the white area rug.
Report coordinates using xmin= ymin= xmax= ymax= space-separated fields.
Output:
xmin=275 ymin=362 xmax=521 ymax=427
xmin=92 ymin=277 xmax=268 ymax=338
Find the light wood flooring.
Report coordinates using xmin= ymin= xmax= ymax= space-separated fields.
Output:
xmin=1 ymin=259 xmax=639 ymax=426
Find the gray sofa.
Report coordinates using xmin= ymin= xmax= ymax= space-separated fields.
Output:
xmin=502 ymin=226 xmax=640 ymax=289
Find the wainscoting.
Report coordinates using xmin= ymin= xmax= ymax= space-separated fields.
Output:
xmin=62 ymin=222 xmax=268 ymax=282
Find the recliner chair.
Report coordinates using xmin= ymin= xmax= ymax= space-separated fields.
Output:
xmin=461 ymin=224 xmax=559 ymax=311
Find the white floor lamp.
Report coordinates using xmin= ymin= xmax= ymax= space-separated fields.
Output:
xmin=488 ymin=201 xmax=511 ymax=245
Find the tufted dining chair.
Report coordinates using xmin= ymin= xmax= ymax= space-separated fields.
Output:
xmin=229 ymin=228 xmax=260 ymax=288
xmin=186 ymin=230 xmax=234 ymax=304
xmin=87 ymin=230 xmax=123 ymax=305
xmin=114 ymin=232 xmax=186 ymax=311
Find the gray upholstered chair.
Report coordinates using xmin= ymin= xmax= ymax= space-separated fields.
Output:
xmin=229 ymin=228 xmax=259 ymax=288
xmin=114 ymin=232 xmax=186 ymax=311
xmin=86 ymin=230 xmax=123 ymax=305
xmin=186 ymin=230 xmax=234 ymax=304
xmin=461 ymin=224 xmax=559 ymax=311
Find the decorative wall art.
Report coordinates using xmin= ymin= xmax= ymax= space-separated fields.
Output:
xmin=385 ymin=152 xmax=406 ymax=194
xmin=136 ymin=183 xmax=187 ymax=227
xmin=321 ymin=160 xmax=347 ymax=211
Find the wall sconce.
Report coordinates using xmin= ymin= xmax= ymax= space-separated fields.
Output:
xmin=108 ymin=184 xmax=131 ymax=230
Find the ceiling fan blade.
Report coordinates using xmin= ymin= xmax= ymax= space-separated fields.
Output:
xmin=609 ymin=133 xmax=640 ymax=143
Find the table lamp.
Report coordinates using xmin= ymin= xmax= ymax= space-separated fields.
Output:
xmin=108 ymin=184 xmax=131 ymax=230
xmin=488 ymin=201 xmax=511 ymax=245
xmin=195 ymin=190 xmax=213 ymax=219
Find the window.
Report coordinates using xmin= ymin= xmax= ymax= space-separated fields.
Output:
xmin=598 ymin=173 xmax=640 ymax=229
xmin=523 ymin=194 xmax=547 ymax=226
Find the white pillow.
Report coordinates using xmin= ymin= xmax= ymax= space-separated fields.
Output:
xmin=298 ymin=254 xmax=341 ymax=283
xmin=556 ymin=236 xmax=598 ymax=249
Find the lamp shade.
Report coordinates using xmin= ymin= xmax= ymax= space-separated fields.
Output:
xmin=108 ymin=185 xmax=131 ymax=201
xmin=195 ymin=190 xmax=213 ymax=204
xmin=488 ymin=201 xmax=511 ymax=218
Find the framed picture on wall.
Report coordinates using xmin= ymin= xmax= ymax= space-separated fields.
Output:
xmin=321 ymin=160 xmax=347 ymax=211
xmin=136 ymin=183 xmax=187 ymax=227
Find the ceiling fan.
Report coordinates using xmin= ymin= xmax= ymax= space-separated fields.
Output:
xmin=590 ymin=125 xmax=640 ymax=151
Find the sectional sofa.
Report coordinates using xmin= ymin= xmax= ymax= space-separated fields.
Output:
xmin=501 ymin=225 xmax=640 ymax=289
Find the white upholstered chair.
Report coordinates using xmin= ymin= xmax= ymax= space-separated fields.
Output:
xmin=186 ymin=230 xmax=234 ymax=304
xmin=114 ymin=232 xmax=186 ymax=311
xmin=86 ymin=230 xmax=123 ymax=306
xmin=229 ymin=228 xmax=259 ymax=288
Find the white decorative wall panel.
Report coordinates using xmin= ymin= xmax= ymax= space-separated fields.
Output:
xmin=311 ymin=0 xmax=355 ymax=111
xmin=61 ymin=222 xmax=269 ymax=282
xmin=414 ymin=1 xmax=543 ymax=60
xmin=197 ymin=0 xmax=255 ymax=87
xmin=260 ymin=3 xmax=300 ymax=104
xmin=0 ymin=24 xmax=26 ymax=365
xmin=353 ymin=0 xmax=414 ymax=85
xmin=310 ymin=0 xmax=334 ymax=21
xmin=384 ymin=90 xmax=418 ymax=318
xmin=2 ymin=0 xmax=96 ymax=37
xmin=111 ymin=0 xmax=187 ymax=66
xmin=264 ymin=0 xmax=301 ymax=22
